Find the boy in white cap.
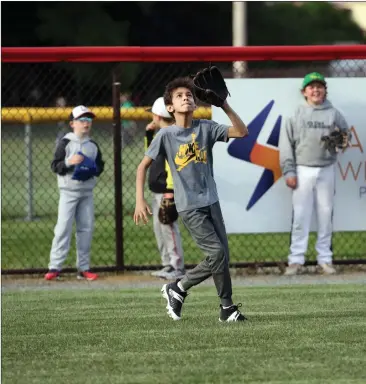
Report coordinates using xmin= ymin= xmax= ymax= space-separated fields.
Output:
xmin=279 ymin=72 xmax=351 ymax=276
xmin=45 ymin=106 xmax=105 ymax=281
xmin=145 ymin=97 xmax=185 ymax=280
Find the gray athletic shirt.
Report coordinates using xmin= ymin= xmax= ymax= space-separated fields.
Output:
xmin=145 ymin=119 xmax=229 ymax=213
xmin=279 ymin=99 xmax=350 ymax=178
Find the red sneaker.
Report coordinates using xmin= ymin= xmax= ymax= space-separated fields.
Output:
xmin=77 ymin=271 xmax=98 ymax=281
xmin=44 ymin=270 xmax=60 ymax=280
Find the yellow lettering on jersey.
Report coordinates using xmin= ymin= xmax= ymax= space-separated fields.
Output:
xmin=175 ymin=133 xmax=207 ymax=171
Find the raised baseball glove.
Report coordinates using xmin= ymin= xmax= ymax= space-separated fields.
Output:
xmin=192 ymin=65 xmax=230 ymax=107
xmin=158 ymin=196 xmax=178 ymax=225
xmin=321 ymin=127 xmax=351 ymax=153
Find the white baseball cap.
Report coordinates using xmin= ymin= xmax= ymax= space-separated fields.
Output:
xmin=147 ymin=97 xmax=171 ymax=118
xmin=70 ymin=105 xmax=96 ymax=120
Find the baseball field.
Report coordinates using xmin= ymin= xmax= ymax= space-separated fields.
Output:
xmin=2 ymin=276 xmax=366 ymax=384
xmin=3 ymin=125 xmax=365 ymax=384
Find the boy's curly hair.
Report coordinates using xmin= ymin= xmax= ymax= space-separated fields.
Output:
xmin=163 ymin=77 xmax=197 ymax=107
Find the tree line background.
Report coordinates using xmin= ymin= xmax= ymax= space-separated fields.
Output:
xmin=2 ymin=1 xmax=365 ymax=107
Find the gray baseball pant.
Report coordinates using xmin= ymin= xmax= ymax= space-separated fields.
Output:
xmin=49 ymin=189 xmax=94 ymax=272
xmin=178 ymin=202 xmax=233 ymax=307
xmin=152 ymin=193 xmax=184 ymax=271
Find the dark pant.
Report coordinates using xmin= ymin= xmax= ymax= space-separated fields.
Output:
xmin=179 ymin=202 xmax=233 ymax=306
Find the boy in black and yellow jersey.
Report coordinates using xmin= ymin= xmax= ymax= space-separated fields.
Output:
xmin=145 ymin=97 xmax=185 ymax=280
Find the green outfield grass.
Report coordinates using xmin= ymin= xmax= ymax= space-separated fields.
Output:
xmin=2 ymin=284 xmax=366 ymax=384
xmin=2 ymin=216 xmax=365 ymax=269
xmin=2 ymin=123 xmax=365 ymax=270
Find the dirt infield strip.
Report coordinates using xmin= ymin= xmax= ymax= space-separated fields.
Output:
xmin=2 ymin=270 xmax=366 ymax=292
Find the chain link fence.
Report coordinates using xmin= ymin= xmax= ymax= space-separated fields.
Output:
xmin=2 ymin=47 xmax=366 ymax=274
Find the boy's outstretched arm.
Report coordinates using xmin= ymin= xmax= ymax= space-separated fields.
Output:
xmin=134 ymin=155 xmax=153 ymax=225
xmin=222 ymin=101 xmax=249 ymax=138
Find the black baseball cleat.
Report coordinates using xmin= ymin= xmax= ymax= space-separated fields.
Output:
xmin=161 ymin=281 xmax=187 ymax=321
xmin=219 ymin=303 xmax=247 ymax=322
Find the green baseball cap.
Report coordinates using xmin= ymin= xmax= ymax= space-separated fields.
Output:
xmin=302 ymin=72 xmax=326 ymax=89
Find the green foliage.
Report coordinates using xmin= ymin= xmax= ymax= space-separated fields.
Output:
xmin=248 ymin=2 xmax=365 ymax=46
xmin=2 ymin=1 xmax=365 ymax=48
xmin=36 ymin=3 xmax=139 ymax=91
xmin=36 ymin=3 xmax=129 ymax=46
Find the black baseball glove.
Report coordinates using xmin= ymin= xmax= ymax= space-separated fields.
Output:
xmin=158 ymin=196 xmax=178 ymax=225
xmin=192 ymin=66 xmax=230 ymax=107
xmin=321 ymin=127 xmax=351 ymax=153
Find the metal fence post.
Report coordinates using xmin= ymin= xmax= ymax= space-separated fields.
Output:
xmin=112 ymin=79 xmax=124 ymax=271
xmin=24 ymin=122 xmax=34 ymax=221
xmin=232 ymin=1 xmax=248 ymax=78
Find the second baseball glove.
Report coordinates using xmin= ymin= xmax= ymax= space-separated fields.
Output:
xmin=72 ymin=152 xmax=97 ymax=182
xmin=158 ymin=196 xmax=178 ymax=225
xmin=192 ymin=66 xmax=230 ymax=107
xmin=321 ymin=127 xmax=351 ymax=153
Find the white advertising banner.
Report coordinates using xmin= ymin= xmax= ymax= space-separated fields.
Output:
xmin=212 ymin=78 xmax=366 ymax=233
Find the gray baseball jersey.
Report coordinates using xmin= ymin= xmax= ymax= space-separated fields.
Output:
xmin=145 ymin=119 xmax=229 ymax=213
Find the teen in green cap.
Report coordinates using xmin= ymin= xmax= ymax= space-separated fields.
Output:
xmin=279 ymin=72 xmax=351 ymax=276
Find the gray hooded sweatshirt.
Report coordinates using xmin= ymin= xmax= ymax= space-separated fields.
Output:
xmin=51 ymin=132 xmax=104 ymax=191
xmin=279 ymin=99 xmax=350 ymax=178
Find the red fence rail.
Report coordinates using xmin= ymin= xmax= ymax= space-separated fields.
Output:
xmin=3 ymin=45 xmax=366 ymax=63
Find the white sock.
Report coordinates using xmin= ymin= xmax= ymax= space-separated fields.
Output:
xmin=177 ymin=281 xmax=185 ymax=292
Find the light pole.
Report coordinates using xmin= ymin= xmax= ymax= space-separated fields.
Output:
xmin=232 ymin=1 xmax=247 ymax=78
